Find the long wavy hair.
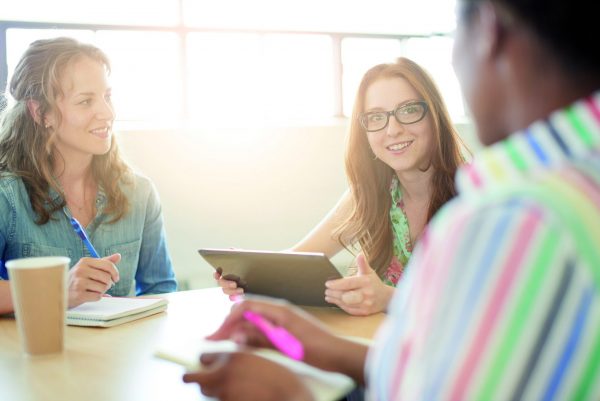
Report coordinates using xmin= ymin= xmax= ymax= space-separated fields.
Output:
xmin=335 ymin=57 xmax=468 ymax=276
xmin=0 ymin=37 xmax=131 ymax=224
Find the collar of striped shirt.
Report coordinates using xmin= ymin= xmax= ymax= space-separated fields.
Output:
xmin=456 ymin=90 xmax=600 ymax=195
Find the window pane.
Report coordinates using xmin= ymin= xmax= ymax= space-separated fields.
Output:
xmin=187 ymin=33 xmax=262 ymax=124
xmin=96 ymin=31 xmax=182 ymax=122
xmin=2 ymin=0 xmax=179 ymax=26
xmin=341 ymin=38 xmax=403 ymax=116
xmin=261 ymin=34 xmax=333 ymax=121
xmin=183 ymin=0 xmax=456 ymax=35
xmin=187 ymin=33 xmax=333 ymax=125
xmin=341 ymin=36 xmax=465 ymax=122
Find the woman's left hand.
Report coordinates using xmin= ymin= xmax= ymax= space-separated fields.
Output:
xmin=183 ymin=352 xmax=314 ymax=401
xmin=324 ymin=253 xmax=394 ymax=316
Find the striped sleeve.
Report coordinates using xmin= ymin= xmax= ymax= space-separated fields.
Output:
xmin=366 ymin=197 xmax=600 ymax=400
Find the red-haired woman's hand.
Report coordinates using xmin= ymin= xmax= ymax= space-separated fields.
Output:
xmin=213 ymin=267 xmax=245 ymax=299
xmin=324 ymin=253 xmax=394 ymax=316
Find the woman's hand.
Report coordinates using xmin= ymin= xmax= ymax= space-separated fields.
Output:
xmin=67 ymin=253 xmax=120 ymax=308
xmin=214 ymin=267 xmax=245 ymax=299
xmin=206 ymin=297 xmax=368 ymax=382
xmin=324 ymin=253 xmax=394 ymax=316
xmin=183 ymin=352 xmax=314 ymax=401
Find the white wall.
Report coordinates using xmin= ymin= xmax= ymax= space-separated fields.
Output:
xmin=118 ymin=121 xmax=479 ymax=290
xmin=118 ymin=123 xmax=350 ymax=289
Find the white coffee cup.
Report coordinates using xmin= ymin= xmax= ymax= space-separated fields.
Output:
xmin=6 ymin=256 xmax=69 ymax=356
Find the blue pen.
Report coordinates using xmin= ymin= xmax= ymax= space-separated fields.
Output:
xmin=69 ymin=217 xmax=99 ymax=258
xmin=70 ymin=217 xmax=116 ymax=289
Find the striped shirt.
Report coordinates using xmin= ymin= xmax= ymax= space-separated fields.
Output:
xmin=366 ymin=91 xmax=600 ymax=401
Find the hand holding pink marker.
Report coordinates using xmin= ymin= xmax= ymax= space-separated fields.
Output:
xmin=242 ymin=310 xmax=305 ymax=361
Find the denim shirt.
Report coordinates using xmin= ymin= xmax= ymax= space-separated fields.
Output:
xmin=0 ymin=173 xmax=177 ymax=296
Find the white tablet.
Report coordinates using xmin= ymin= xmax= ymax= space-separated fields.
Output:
xmin=198 ymin=248 xmax=343 ymax=307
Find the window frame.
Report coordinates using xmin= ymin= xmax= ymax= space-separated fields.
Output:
xmin=0 ymin=19 xmax=448 ymax=123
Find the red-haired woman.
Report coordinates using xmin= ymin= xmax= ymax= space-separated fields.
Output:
xmin=217 ymin=57 xmax=467 ymax=315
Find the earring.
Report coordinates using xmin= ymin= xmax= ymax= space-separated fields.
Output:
xmin=372 ymin=153 xmax=378 ymax=161
xmin=45 ymin=123 xmax=51 ymax=129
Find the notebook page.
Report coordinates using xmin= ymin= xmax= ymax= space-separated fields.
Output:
xmin=67 ymin=297 xmax=168 ymax=321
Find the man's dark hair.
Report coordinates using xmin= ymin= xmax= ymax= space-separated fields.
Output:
xmin=465 ymin=0 xmax=599 ymax=77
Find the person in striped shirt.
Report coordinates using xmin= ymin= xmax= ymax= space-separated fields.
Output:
xmin=181 ymin=0 xmax=600 ymax=399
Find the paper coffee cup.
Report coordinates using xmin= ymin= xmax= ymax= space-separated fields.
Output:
xmin=6 ymin=256 xmax=69 ymax=356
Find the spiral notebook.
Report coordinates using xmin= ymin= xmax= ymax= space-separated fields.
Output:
xmin=66 ymin=297 xmax=168 ymax=327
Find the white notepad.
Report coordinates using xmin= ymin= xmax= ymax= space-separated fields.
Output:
xmin=154 ymin=339 xmax=355 ymax=401
xmin=66 ymin=297 xmax=168 ymax=327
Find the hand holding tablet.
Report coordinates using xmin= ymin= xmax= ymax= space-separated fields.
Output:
xmin=199 ymin=248 xmax=342 ymax=306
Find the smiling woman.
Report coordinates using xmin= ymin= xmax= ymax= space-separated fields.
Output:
xmin=50 ymin=57 xmax=114 ymax=166
xmin=215 ymin=58 xmax=469 ymax=316
xmin=0 ymin=37 xmax=177 ymax=314
xmin=0 ymin=1 xmax=470 ymax=293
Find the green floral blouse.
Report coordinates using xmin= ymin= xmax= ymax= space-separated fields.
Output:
xmin=383 ymin=177 xmax=412 ymax=286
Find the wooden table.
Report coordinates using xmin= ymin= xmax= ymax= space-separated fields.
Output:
xmin=0 ymin=288 xmax=384 ymax=401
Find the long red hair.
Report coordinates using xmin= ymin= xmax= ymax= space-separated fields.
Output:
xmin=334 ymin=58 xmax=467 ymax=275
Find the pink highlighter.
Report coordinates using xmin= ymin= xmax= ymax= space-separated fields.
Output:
xmin=242 ymin=310 xmax=305 ymax=361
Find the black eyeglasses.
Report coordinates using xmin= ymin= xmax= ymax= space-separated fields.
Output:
xmin=359 ymin=101 xmax=429 ymax=132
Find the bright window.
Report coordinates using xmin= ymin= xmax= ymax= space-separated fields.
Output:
xmin=96 ymin=31 xmax=182 ymax=122
xmin=261 ymin=34 xmax=333 ymax=121
xmin=341 ymin=36 xmax=465 ymax=121
xmin=187 ymin=33 xmax=333 ymax=125
xmin=402 ymin=37 xmax=465 ymax=120
xmin=186 ymin=33 xmax=262 ymax=124
xmin=5 ymin=29 xmax=181 ymax=123
xmin=341 ymin=38 xmax=404 ymax=117
xmin=2 ymin=0 xmax=465 ymax=126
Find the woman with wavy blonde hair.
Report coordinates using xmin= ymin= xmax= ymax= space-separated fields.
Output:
xmin=216 ymin=57 xmax=466 ymax=315
xmin=0 ymin=37 xmax=176 ymax=313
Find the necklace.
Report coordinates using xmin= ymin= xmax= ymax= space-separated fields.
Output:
xmin=53 ymin=172 xmax=98 ymax=219
xmin=62 ymin=183 xmax=97 ymax=222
